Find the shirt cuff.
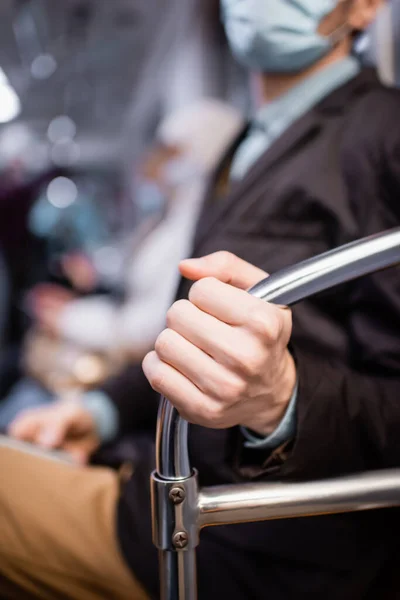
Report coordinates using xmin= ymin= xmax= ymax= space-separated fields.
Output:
xmin=81 ymin=391 xmax=119 ymax=443
xmin=241 ymin=381 xmax=298 ymax=450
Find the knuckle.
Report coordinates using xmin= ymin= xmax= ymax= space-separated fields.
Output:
xmin=189 ymin=277 xmax=216 ymax=304
xmin=249 ymin=306 xmax=281 ymax=343
xmin=179 ymin=401 xmax=228 ymax=429
xmin=201 ymin=403 xmax=227 ymax=429
xmin=166 ymin=299 xmax=191 ymax=327
xmin=142 ymin=352 xmax=165 ymax=391
xmin=219 ymin=375 xmax=246 ymax=402
xmin=214 ymin=251 xmax=235 ymax=271
xmin=234 ymin=347 xmax=263 ymax=377
xmin=148 ymin=369 xmax=166 ymax=392
xmin=242 ymin=356 xmax=262 ymax=378
xmin=154 ymin=329 xmax=174 ymax=358
xmin=142 ymin=351 xmax=153 ymax=374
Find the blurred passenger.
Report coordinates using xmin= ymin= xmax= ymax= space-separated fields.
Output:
xmin=0 ymin=165 xmax=63 ymax=397
xmin=0 ymin=99 xmax=243 ymax=429
xmin=0 ymin=250 xmax=9 ymax=352
xmin=28 ymin=177 xmax=111 ymax=271
xmin=30 ymin=99 xmax=244 ymax=357
xmin=2 ymin=2 xmax=400 ymax=600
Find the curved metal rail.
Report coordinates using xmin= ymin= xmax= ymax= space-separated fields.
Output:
xmin=156 ymin=227 xmax=400 ymax=480
xmin=152 ymin=227 xmax=400 ymax=600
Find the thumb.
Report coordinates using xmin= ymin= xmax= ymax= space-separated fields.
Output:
xmin=180 ymin=251 xmax=268 ymax=290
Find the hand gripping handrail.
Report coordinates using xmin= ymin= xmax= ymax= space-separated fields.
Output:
xmin=151 ymin=227 xmax=400 ymax=600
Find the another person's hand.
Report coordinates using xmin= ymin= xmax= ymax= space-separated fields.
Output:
xmin=8 ymin=397 xmax=100 ymax=464
xmin=61 ymin=253 xmax=97 ymax=292
xmin=27 ymin=284 xmax=76 ymax=335
xmin=143 ymin=252 xmax=296 ymax=436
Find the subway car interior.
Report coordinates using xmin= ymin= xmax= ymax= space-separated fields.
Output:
xmin=0 ymin=1 xmax=400 ymax=599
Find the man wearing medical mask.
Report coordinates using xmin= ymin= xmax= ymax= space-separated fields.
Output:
xmin=2 ymin=1 xmax=400 ymax=599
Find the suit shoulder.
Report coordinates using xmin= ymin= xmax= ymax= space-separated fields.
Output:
xmin=343 ymin=83 xmax=400 ymax=152
xmin=350 ymin=83 xmax=400 ymax=123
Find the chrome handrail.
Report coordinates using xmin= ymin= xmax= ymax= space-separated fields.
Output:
xmin=198 ymin=470 xmax=400 ymax=528
xmin=151 ymin=227 xmax=400 ymax=600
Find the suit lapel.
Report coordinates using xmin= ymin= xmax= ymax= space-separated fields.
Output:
xmin=193 ymin=108 xmax=322 ymax=251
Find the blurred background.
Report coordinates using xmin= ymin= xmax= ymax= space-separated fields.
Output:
xmin=0 ymin=0 xmax=399 ymax=425
xmin=0 ymin=0 xmax=395 ymax=193
xmin=0 ymin=0 xmax=246 ymax=194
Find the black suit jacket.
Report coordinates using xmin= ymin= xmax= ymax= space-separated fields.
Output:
xmin=105 ymin=70 xmax=400 ymax=599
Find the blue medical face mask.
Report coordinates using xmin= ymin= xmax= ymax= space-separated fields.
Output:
xmin=221 ymin=0 xmax=347 ymax=73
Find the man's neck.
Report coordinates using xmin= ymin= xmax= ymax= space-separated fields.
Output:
xmin=254 ymin=40 xmax=352 ymax=106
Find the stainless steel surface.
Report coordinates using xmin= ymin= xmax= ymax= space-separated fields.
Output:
xmin=251 ymin=227 xmax=400 ymax=304
xmin=156 ymin=397 xmax=191 ymax=480
xmin=159 ymin=550 xmax=197 ymax=600
xmin=159 ymin=551 xmax=178 ymax=600
xmin=198 ymin=470 xmax=400 ymax=528
xmin=177 ymin=550 xmax=197 ymax=600
xmin=151 ymin=471 xmax=200 ymax=551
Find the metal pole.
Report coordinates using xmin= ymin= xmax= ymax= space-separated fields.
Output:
xmin=159 ymin=550 xmax=197 ymax=600
xmin=153 ymin=388 xmax=196 ymax=600
xmin=152 ymin=227 xmax=400 ymax=600
xmin=156 ymin=395 xmax=191 ymax=480
xmin=198 ymin=470 xmax=400 ymax=528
